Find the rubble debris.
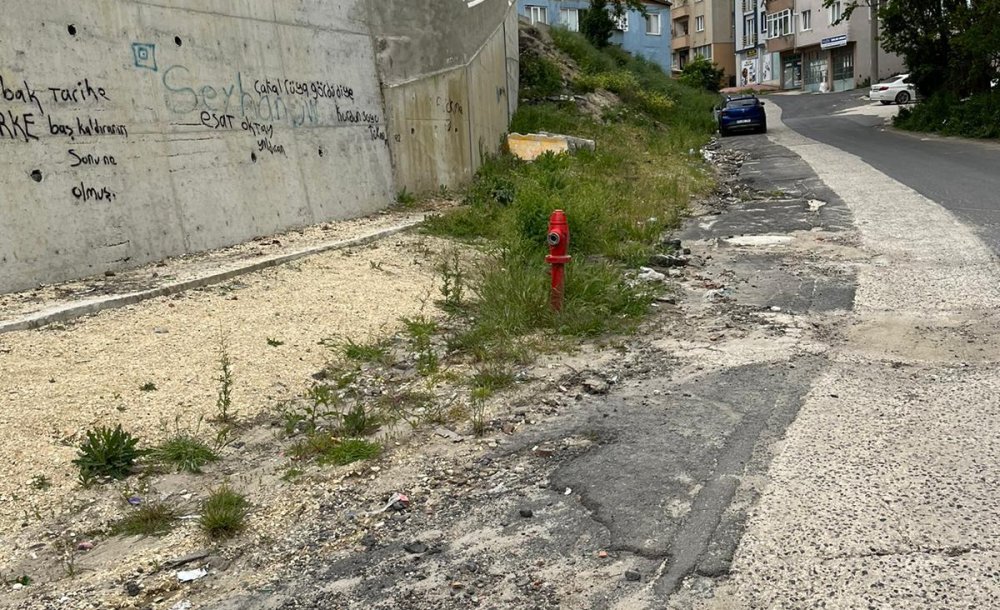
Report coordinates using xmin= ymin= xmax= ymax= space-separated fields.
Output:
xmin=507 ymin=133 xmax=596 ymax=161
xmin=176 ymin=567 xmax=208 ymax=583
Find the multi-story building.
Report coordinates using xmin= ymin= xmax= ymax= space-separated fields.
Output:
xmin=757 ymin=0 xmax=904 ymax=92
xmin=671 ymin=0 xmax=736 ymax=85
xmin=734 ymin=0 xmax=768 ymax=87
xmin=517 ymin=1 xmax=674 ymax=73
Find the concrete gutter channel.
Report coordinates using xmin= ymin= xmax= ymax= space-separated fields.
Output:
xmin=0 ymin=217 xmax=424 ymax=334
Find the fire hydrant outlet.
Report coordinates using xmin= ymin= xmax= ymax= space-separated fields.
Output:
xmin=546 ymin=210 xmax=571 ymax=311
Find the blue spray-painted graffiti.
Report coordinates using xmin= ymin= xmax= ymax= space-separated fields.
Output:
xmin=132 ymin=43 xmax=157 ymax=72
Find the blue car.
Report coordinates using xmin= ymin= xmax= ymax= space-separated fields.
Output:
xmin=717 ymin=95 xmax=767 ymax=136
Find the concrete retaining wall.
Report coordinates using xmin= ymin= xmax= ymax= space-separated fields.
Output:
xmin=0 ymin=0 xmax=517 ymax=293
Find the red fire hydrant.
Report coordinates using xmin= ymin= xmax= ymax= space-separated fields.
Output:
xmin=545 ymin=210 xmax=571 ymax=312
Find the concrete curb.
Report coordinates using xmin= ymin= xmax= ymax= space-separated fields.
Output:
xmin=0 ymin=217 xmax=425 ymax=335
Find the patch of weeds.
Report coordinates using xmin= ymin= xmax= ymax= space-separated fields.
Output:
xmin=340 ymin=403 xmax=380 ymax=437
xmin=337 ymin=337 xmax=391 ymax=364
xmin=29 ymin=475 xmax=51 ymax=491
xmin=73 ymin=425 xmax=145 ymax=486
xmin=112 ymin=503 xmax=177 ymax=537
xmin=266 ymin=338 xmax=284 ymax=347
xmin=139 ymin=382 xmax=158 ymax=392
xmin=370 ymin=260 xmax=385 ymax=271
xmin=14 ymin=574 xmax=31 ymax=587
xmin=151 ymin=434 xmax=218 ymax=473
xmin=396 ymin=187 xmax=417 ymax=206
xmin=215 ymin=339 xmax=236 ymax=423
xmin=520 ymin=49 xmax=563 ymax=100
xmin=470 ymin=364 xmax=516 ymax=398
xmin=320 ymin=438 xmax=382 ymax=466
xmin=402 ymin=315 xmax=440 ymax=375
xmin=289 ymin=434 xmax=382 ymax=466
xmin=200 ymin=486 xmax=249 ymax=540
xmin=437 ymin=249 xmax=466 ymax=313
xmin=281 ymin=467 xmax=304 ymax=482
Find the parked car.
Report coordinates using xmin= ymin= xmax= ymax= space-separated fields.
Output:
xmin=870 ymin=73 xmax=916 ymax=105
xmin=717 ymin=95 xmax=767 ymax=137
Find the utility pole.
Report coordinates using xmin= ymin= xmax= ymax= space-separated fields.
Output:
xmin=869 ymin=0 xmax=879 ymax=83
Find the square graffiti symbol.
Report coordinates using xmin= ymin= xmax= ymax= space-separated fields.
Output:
xmin=132 ymin=42 xmax=157 ymax=71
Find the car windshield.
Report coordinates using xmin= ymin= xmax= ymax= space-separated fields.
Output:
xmin=725 ymin=98 xmax=758 ymax=108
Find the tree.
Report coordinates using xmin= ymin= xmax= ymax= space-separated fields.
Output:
xmin=825 ymin=0 xmax=1000 ymax=97
xmin=678 ymin=56 xmax=725 ymax=93
xmin=581 ymin=0 xmax=646 ymax=48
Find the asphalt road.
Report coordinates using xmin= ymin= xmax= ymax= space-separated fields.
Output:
xmin=771 ymin=91 xmax=1000 ymax=250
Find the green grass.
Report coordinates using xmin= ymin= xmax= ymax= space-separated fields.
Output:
xmin=151 ymin=434 xmax=219 ymax=473
xmin=337 ymin=337 xmax=392 ymax=364
xmin=199 ymin=486 xmax=249 ymax=539
xmin=424 ymin=30 xmax=714 ymax=349
xmin=289 ymin=433 xmax=382 ymax=466
xmin=113 ymin=503 xmax=177 ymax=537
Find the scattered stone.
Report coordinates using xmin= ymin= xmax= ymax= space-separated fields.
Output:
xmin=404 ymin=541 xmax=429 ymax=554
xmin=582 ymin=378 xmax=609 ymax=395
xmin=77 ymin=540 xmax=94 ymax=551
xmin=625 ymin=570 xmax=642 ymax=582
xmin=124 ymin=581 xmax=141 ymax=597
xmin=104 ymin=270 xmax=116 ymax=277
xmin=434 ymin=427 xmax=465 ymax=443
xmin=153 ymin=327 xmax=168 ymax=334
xmin=598 ymin=550 xmax=609 ymax=558
xmin=519 ymin=509 xmax=534 ymax=518
xmin=636 ymin=267 xmax=666 ymax=283
xmin=532 ymin=445 xmax=555 ymax=458
xmin=649 ymin=254 xmax=688 ymax=268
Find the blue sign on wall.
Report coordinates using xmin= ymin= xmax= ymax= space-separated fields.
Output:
xmin=821 ymin=35 xmax=848 ymax=50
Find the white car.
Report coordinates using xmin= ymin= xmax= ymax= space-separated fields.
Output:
xmin=870 ymin=74 xmax=916 ymax=105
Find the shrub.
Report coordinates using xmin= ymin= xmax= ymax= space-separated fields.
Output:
xmin=678 ymin=57 xmax=725 ymax=93
xmin=520 ymin=51 xmax=563 ymax=100
xmin=895 ymin=92 xmax=1000 ymax=138
xmin=73 ymin=425 xmax=145 ymax=485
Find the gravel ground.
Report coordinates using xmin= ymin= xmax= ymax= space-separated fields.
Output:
xmin=0 ymin=227 xmax=449 ymax=567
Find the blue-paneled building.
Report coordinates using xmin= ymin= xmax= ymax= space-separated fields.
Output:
xmin=517 ymin=1 xmax=673 ymax=73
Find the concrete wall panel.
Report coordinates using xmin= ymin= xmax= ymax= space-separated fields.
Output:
xmin=0 ymin=0 xmax=516 ymax=293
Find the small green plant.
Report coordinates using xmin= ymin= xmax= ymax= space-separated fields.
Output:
xmin=200 ymin=486 xmax=249 ymax=540
xmin=470 ymin=365 xmax=516 ymax=398
xmin=340 ymin=404 xmax=380 ymax=437
xmin=402 ymin=316 xmax=440 ymax=375
xmin=281 ymin=467 xmax=304 ymax=482
xmin=15 ymin=574 xmax=31 ymax=587
xmin=470 ymin=388 xmax=489 ymax=437
xmin=266 ymin=338 xmax=284 ymax=347
xmin=338 ymin=337 xmax=391 ymax=364
xmin=139 ymin=382 xmax=158 ymax=392
xmin=73 ymin=425 xmax=145 ymax=485
xmin=437 ymin=249 xmax=466 ymax=313
xmin=29 ymin=475 xmax=51 ymax=490
xmin=215 ymin=340 xmax=236 ymax=423
xmin=370 ymin=260 xmax=385 ymax=271
xmin=113 ymin=503 xmax=177 ymax=537
xmin=151 ymin=434 xmax=219 ymax=473
xmin=396 ymin=187 xmax=417 ymax=206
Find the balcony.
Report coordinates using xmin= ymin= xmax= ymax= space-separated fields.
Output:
xmin=672 ymin=34 xmax=690 ymax=51
xmin=766 ymin=34 xmax=794 ymax=53
xmin=671 ymin=1 xmax=691 ymax=19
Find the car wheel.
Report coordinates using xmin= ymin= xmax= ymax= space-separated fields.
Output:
xmin=895 ymin=91 xmax=911 ymax=104
xmin=759 ymin=122 xmax=768 ymax=134
xmin=719 ymin=127 xmax=729 ymax=137
xmin=880 ymin=100 xmax=892 ymax=105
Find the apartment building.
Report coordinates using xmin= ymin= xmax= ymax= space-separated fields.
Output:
xmin=671 ymin=0 xmax=736 ymax=85
xmin=734 ymin=0 xmax=769 ymax=87
xmin=755 ymin=0 xmax=904 ymax=92
xmin=518 ymin=1 xmax=674 ymax=73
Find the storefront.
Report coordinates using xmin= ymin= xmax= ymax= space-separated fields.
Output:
xmin=781 ymin=54 xmax=802 ymax=90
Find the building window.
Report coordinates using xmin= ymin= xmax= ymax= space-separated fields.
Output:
xmin=559 ymin=8 xmax=579 ymax=31
xmin=694 ymin=44 xmax=712 ymax=59
xmin=801 ymin=10 xmax=812 ymax=31
xmin=743 ymin=14 xmax=757 ymax=48
xmin=613 ymin=11 xmax=629 ymax=32
xmin=527 ymin=5 xmax=547 ymax=25
xmin=766 ymin=9 xmax=792 ymax=39
xmin=695 ymin=15 xmax=705 ymax=32
xmin=741 ymin=0 xmax=755 ymax=14
xmin=829 ymin=1 xmax=842 ymax=24
xmin=645 ymin=13 xmax=661 ymax=35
